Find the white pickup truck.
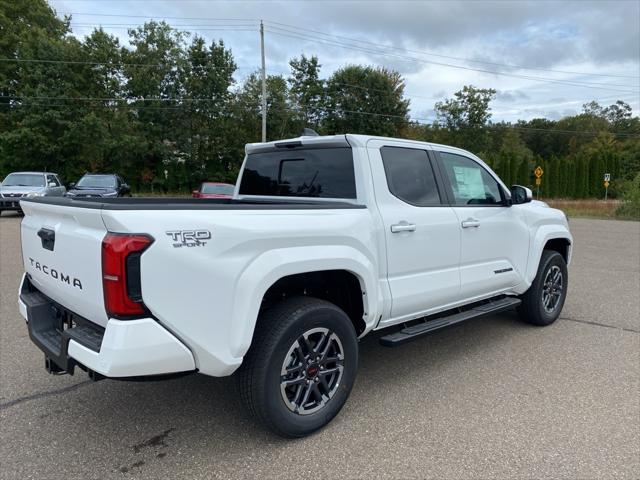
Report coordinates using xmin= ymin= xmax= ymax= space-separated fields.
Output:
xmin=18 ymin=134 xmax=572 ymax=437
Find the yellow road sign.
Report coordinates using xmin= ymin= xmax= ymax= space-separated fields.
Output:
xmin=534 ymin=166 xmax=544 ymax=178
xmin=604 ymin=181 xmax=610 ymax=188
xmin=535 ymin=177 xmax=542 ymax=186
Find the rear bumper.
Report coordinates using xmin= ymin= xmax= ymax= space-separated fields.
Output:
xmin=19 ymin=275 xmax=195 ymax=378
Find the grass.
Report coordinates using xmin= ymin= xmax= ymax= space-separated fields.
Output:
xmin=544 ymin=199 xmax=623 ymax=220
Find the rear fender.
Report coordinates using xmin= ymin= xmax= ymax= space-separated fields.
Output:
xmin=229 ymin=245 xmax=380 ymax=358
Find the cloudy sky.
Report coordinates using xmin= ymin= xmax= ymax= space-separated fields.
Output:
xmin=49 ymin=0 xmax=640 ymax=123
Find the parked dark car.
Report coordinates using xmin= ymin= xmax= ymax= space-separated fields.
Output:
xmin=66 ymin=174 xmax=131 ymax=198
xmin=192 ymin=182 xmax=235 ymax=198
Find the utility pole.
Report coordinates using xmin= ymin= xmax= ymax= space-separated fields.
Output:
xmin=260 ymin=20 xmax=267 ymax=143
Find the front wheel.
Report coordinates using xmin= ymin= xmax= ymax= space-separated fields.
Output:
xmin=518 ymin=250 xmax=568 ymax=326
xmin=237 ymin=297 xmax=358 ymax=438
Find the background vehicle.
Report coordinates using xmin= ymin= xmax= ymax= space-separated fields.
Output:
xmin=192 ymin=182 xmax=235 ymax=198
xmin=0 ymin=172 xmax=65 ymax=215
xmin=65 ymin=174 xmax=131 ymax=198
xmin=18 ymin=134 xmax=572 ymax=437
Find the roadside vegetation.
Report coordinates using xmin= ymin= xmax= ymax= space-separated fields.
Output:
xmin=1 ymin=1 xmax=638 ymax=217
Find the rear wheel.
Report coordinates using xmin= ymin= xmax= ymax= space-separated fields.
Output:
xmin=518 ymin=250 xmax=568 ymax=326
xmin=237 ymin=297 xmax=358 ymax=438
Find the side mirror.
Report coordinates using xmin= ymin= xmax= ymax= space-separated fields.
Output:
xmin=48 ymin=182 xmax=56 ymax=187
xmin=121 ymin=183 xmax=130 ymax=193
xmin=192 ymin=190 xmax=199 ymax=195
xmin=510 ymin=185 xmax=533 ymax=205
xmin=68 ymin=182 xmax=76 ymax=188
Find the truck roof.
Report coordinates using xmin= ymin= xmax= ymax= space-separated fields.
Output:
xmin=245 ymin=134 xmax=475 ymax=158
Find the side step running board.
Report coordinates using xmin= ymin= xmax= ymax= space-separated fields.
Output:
xmin=379 ymin=296 xmax=521 ymax=347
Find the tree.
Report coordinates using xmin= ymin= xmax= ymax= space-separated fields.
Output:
xmin=323 ymin=66 xmax=410 ymax=137
xmin=234 ymin=72 xmax=297 ymax=144
xmin=288 ymin=55 xmax=324 ymax=131
xmin=181 ymin=36 xmax=237 ymax=186
xmin=435 ymin=85 xmax=496 ymax=154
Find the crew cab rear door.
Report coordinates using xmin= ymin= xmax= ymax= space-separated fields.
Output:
xmin=20 ymin=199 xmax=109 ymax=327
xmin=367 ymin=139 xmax=461 ymax=326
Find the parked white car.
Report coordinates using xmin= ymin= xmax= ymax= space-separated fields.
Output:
xmin=0 ymin=171 xmax=65 ymax=215
xmin=18 ymin=134 xmax=572 ymax=437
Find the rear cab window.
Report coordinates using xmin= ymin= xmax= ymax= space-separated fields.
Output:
xmin=239 ymin=147 xmax=356 ymax=199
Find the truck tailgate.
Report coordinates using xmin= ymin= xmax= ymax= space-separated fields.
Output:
xmin=20 ymin=200 xmax=109 ymax=327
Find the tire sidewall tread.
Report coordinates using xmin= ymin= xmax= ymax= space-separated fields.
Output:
xmin=519 ymin=250 xmax=568 ymax=326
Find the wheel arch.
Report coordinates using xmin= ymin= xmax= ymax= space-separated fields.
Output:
xmin=229 ymin=246 xmax=381 ymax=359
xmin=525 ymin=227 xmax=573 ymax=284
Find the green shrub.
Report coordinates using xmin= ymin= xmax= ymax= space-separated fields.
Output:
xmin=616 ymin=173 xmax=640 ymax=220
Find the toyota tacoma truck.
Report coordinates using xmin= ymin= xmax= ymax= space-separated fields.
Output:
xmin=18 ymin=134 xmax=572 ymax=437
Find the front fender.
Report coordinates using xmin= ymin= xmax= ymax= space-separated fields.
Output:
xmin=525 ymin=225 xmax=573 ymax=284
xmin=229 ymin=245 xmax=381 ymax=358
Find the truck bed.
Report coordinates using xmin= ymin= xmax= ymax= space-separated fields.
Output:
xmin=21 ymin=196 xmax=366 ymax=210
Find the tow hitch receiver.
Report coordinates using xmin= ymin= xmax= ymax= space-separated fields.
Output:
xmin=45 ymin=356 xmax=67 ymax=375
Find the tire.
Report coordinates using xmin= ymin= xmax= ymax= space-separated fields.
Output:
xmin=518 ymin=250 xmax=568 ymax=326
xmin=237 ymin=297 xmax=358 ymax=438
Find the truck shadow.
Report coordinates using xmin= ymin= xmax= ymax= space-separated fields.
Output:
xmin=14 ymin=311 xmax=539 ymax=474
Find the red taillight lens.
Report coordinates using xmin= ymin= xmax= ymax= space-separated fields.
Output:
xmin=102 ymin=233 xmax=153 ymax=318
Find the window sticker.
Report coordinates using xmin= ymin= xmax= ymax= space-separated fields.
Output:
xmin=452 ymin=166 xmax=485 ymax=199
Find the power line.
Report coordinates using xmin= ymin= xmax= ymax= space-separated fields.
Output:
xmin=66 ymin=12 xmax=259 ymax=22
xmin=63 ymin=12 xmax=638 ymax=80
xmin=265 ymin=27 xmax=640 ymax=94
xmin=70 ymin=23 xmax=257 ymax=32
xmin=0 ymin=57 xmax=245 ymax=70
xmin=0 ymin=95 xmax=232 ymax=103
xmin=265 ymin=20 xmax=640 ymax=81
xmin=265 ymin=66 xmax=639 ymax=109
xmin=2 ymin=101 xmax=638 ymax=138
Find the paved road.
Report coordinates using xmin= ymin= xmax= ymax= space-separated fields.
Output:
xmin=1 ymin=213 xmax=638 ymax=479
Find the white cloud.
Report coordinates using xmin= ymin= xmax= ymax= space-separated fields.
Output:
xmin=50 ymin=0 xmax=640 ymax=121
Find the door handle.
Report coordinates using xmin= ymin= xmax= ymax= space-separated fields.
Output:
xmin=391 ymin=222 xmax=416 ymax=233
xmin=461 ymin=218 xmax=480 ymax=228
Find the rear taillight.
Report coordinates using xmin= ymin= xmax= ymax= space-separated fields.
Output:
xmin=102 ymin=233 xmax=153 ymax=318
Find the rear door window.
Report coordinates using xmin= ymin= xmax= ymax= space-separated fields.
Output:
xmin=380 ymin=147 xmax=442 ymax=206
xmin=239 ymin=147 xmax=356 ymax=199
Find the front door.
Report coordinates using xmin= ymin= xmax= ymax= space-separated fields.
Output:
xmin=367 ymin=140 xmax=461 ymax=325
xmin=435 ymin=150 xmax=530 ymax=300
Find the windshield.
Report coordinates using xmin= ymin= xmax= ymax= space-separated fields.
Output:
xmin=1 ymin=173 xmax=45 ymax=187
xmin=239 ymin=147 xmax=356 ymax=199
xmin=76 ymin=175 xmax=116 ymax=189
xmin=202 ymin=184 xmax=234 ymax=195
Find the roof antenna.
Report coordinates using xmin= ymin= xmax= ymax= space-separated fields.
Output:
xmin=301 ymin=128 xmax=319 ymax=137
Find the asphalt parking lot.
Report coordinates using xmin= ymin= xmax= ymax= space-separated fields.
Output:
xmin=0 ymin=212 xmax=638 ymax=479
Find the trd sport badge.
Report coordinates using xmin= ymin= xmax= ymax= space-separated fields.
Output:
xmin=166 ymin=230 xmax=211 ymax=248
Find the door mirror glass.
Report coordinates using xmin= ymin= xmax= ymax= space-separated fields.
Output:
xmin=510 ymin=185 xmax=532 ymax=204
xmin=68 ymin=182 xmax=76 ymax=188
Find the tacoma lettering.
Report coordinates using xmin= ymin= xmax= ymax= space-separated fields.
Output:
xmin=28 ymin=257 xmax=83 ymax=290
